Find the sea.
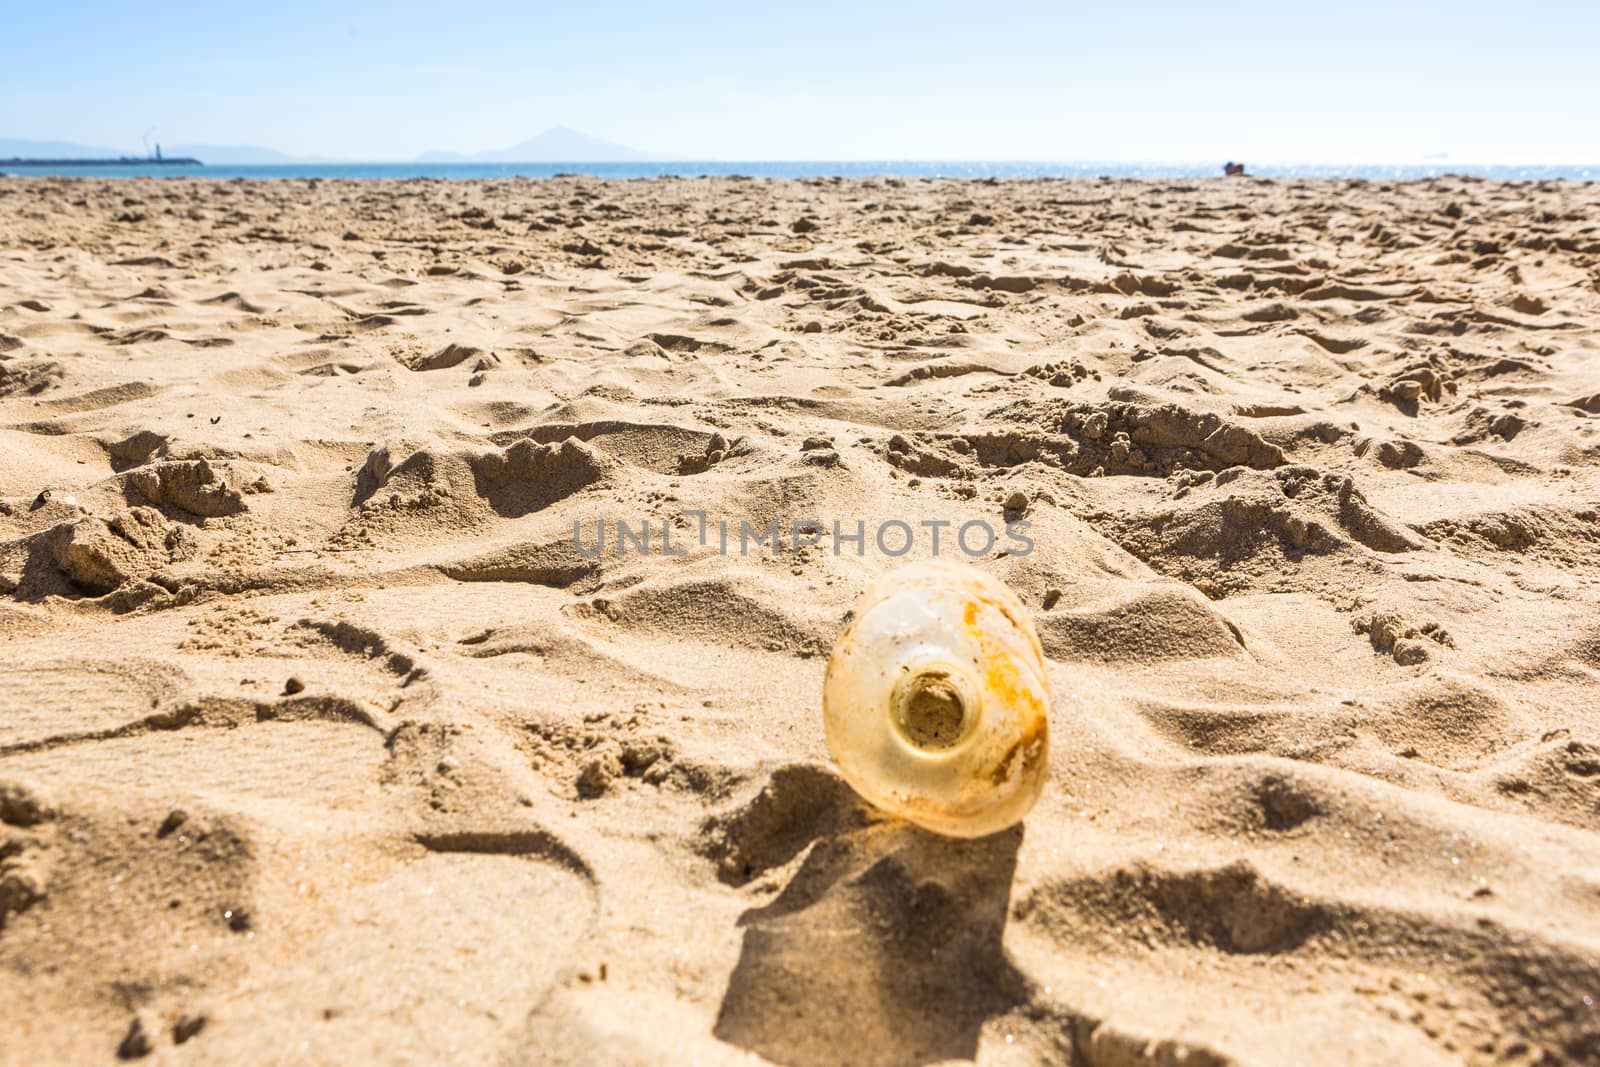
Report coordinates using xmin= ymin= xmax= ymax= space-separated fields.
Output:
xmin=2 ymin=160 xmax=1597 ymax=182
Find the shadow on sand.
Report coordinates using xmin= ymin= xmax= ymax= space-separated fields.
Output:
xmin=714 ymin=821 xmax=1024 ymax=1067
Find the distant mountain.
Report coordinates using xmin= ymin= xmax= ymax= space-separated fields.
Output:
xmin=7 ymin=127 xmax=655 ymax=166
xmin=164 ymin=143 xmax=304 ymax=164
xmin=1 ymin=137 xmax=129 ymax=159
xmin=1 ymin=138 xmax=319 ymax=164
xmin=418 ymin=126 xmax=653 ymax=163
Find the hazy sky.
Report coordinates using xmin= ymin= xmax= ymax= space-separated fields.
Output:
xmin=5 ymin=1 xmax=1598 ymax=162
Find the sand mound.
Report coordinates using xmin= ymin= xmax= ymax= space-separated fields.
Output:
xmin=470 ymin=437 xmax=613 ymax=516
xmin=125 ymin=457 xmax=248 ymax=517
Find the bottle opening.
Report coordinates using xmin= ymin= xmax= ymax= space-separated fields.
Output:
xmin=893 ymin=668 xmax=973 ymax=752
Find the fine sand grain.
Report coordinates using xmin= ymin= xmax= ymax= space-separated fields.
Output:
xmin=1 ymin=174 xmax=1598 ymax=1064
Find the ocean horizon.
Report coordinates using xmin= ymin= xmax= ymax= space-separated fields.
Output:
xmin=2 ymin=159 xmax=1597 ymax=181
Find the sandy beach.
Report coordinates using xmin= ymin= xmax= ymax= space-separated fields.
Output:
xmin=2 ymin=174 xmax=1598 ymax=1065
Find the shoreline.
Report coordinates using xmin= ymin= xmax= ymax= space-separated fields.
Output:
xmin=4 ymin=161 xmax=1599 ymax=181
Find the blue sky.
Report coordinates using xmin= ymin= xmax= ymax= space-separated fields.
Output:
xmin=4 ymin=1 xmax=1598 ymax=162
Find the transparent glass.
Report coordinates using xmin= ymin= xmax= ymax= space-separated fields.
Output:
xmin=823 ymin=560 xmax=1051 ymax=837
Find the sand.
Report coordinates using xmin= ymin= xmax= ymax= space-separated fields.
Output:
xmin=1 ymin=173 xmax=1598 ymax=1065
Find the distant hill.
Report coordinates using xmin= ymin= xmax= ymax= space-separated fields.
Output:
xmin=1 ymin=138 xmax=128 ymax=159
xmin=164 ymin=144 xmax=304 ymax=164
xmin=6 ymin=127 xmax=656 ymax=166
xmin=418 ymin=126 xmax=653 ymax=163
xmin=0 ymin=138 xmax=317 ymax=165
